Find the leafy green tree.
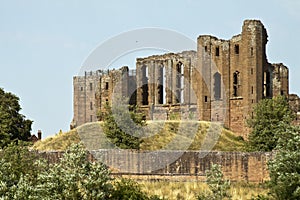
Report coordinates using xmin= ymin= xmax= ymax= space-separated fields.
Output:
xmin=0 ymin=142 xmax=44 ymax=199
xmin=35 ymin=143 xmax=113 ymax=199
xmin=102 ymin=101 xmax=146 ymax=150
xmin=197 ymin=164 xmax=231 ymax=200
xmin=0 ymin=88 xmax=32 ymax=148
xmin=268 ymin=123 xmax=300 ymax=200
xmin=0 ymin=143 xmax=159 ymax=199
xmin=247 ymin=96 xmax=295 ymax=151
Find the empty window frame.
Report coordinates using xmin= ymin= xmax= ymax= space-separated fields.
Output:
xmin=233 ymin=71 xmax=240 ymax=97
xmin=158 ymin=66 xmax=165 ymax=104
xmin=234 ymin=44 xmax=239 ymax=54
xmin=141 ymin=65 xmax=149 ymax=105
xmin=264 ymin=71 xmax=271 ymax=97
xmin=204 ymin=96 xmax=208 ymax=102
xmin=216 ymin=47 xmax=220 ymax=57
xmin=176 ymin=62 xmax=184 ymax=103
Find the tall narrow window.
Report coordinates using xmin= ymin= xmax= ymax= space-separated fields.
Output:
xmin=105 ymin=82 xmax=109 ymax=90
xmin=176 ymin=62 xmax=184 ymax=103
xmin=264 ymin=71 xmax=271 ymax=97
xmin=213 ymin=72 xmax=221 ymax=100
xmin=234 ymin=44 xmax=239 ymax=54
xmin=204 ymin=46 xmax=208 ymax=52
xmin=90 ymin=115 xmax=93 ymax=122
xmin=141 ymin=65 xmax=149 ymax=105
xmin=80 ymin=87 xmax=83 ymax=91
xmin=158 ymin=66 xmax=164 ymax=104
xmin=90 ymin=83 xmax=93 ymax=91
xmin=90 ymin=102 xmax=93 ymax=110
xmin=216 ymin=47 xmax=220 ymax=57
xmin=250 ymin=47 xmax=254 ymax=56
xmin=233 ymin=71 xmax=240 ymax=97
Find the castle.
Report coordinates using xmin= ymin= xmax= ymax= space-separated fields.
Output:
xmin=72 ymin=20 xmax=300 ymax=138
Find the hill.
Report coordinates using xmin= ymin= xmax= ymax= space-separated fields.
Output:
xmin=33 ymin=121 xmax=245 ymax=151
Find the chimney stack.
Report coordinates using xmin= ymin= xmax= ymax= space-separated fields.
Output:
xmin=37 ymin=130 xmax=42 ymax=140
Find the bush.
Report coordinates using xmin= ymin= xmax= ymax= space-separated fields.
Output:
xmin=197 ymin=164 xmax=231 ymax=200
xmin=268 ymin=124 xmax=300 ymax=200
xmin=0 ymin=143 xmax=159 ymax=199
xmin=247 ymin=96 xmax=294 ymax=151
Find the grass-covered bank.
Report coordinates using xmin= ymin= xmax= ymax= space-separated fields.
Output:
xmin=33 ymin=121 xmax=245 ymax=151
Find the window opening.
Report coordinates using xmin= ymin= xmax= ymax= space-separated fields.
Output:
xmin=216 ymin=47 xmax=220 ymax=56
xmin=234 ymin=44 xmax=239 ymax=54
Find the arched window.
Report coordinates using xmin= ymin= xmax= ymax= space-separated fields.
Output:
xmin=213 ymin=72 xmax=221 ymax=100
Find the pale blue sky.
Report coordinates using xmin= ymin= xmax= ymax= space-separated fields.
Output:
xmin=1 ymin=0 xmax=300 ymax=138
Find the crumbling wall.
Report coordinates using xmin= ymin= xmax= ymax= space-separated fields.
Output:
xmin=272 ymin=63 xmax=289 ymax=97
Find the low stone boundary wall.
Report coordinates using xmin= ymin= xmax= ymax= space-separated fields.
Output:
xmin=38 ymin=150 xmax=274 ymax=183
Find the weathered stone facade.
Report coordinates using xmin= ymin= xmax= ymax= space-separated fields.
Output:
xmin=72 ymin=19 xmax=298 ymax=138
xmin=39 ymin=150 xmax=274 ymax=183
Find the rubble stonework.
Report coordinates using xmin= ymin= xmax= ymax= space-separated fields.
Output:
xmin=72 ymin=20 xmax=299 ymax=138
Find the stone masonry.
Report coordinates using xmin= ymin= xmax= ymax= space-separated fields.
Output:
xmin=71 ymin=19 xmax=299 ymax=138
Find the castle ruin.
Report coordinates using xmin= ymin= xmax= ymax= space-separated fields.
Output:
xmin=72 ymin=20 xmax=299 ymax=138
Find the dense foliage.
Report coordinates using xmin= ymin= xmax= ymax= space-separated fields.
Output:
xmin=102 ymin=102 xmax=146 ymax=149
xmin=0 ymin=143 xmax=161 ymax=199
xmin=197 ymin=164 xmax=231 ymax=200
xmin=268 ymin=123 xmax=300 ymax=200
xmin=247 ymin=96 xmax=294 ymax=151
xmin=0 ymin=88 xmax=32 ymax=148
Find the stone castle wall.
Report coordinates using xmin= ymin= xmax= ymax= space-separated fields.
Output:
xmin=39 ymin=150 xmax=274 ymax=183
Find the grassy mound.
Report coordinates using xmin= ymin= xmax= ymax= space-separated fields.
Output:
xmin=32 ymin=129 xmax=80 ymax=151
xmin=33 ymin=121 xmax=245 ymax=151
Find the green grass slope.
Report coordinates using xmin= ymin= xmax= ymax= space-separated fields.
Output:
xmin=33 ymin=121 xmax=245 ymax=151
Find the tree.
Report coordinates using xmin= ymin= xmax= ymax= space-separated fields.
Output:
xmin=0 ymin=88 xmax=32 ymax=148
xmin=0 ymin=143 xmax=162 ymax=199
xmin=35 ymin=143 xmax=113 ymax=199
xmin=268 ymin=123 xmax=300 ymax=200
xmin=197 ymin=164 xmax=231 ymax=200
xmin=102 ymin=101 xmax=146 ymax=150
xmin=247 ymin=95 xmax=295 ymax=151
xmin=0 ymin=142 xmax=44 ymax=199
